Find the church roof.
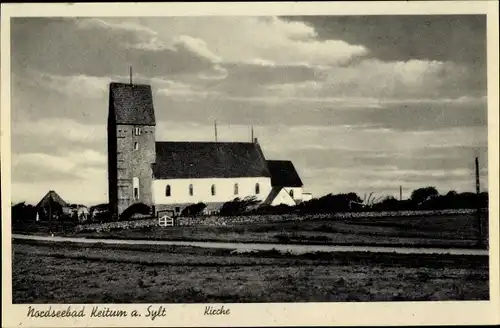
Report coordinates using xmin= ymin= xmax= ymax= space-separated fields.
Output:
xmin=109 ymin=82 xmax=156 ymax=126
xmin=267 ymin=160 xmax=303 ymax=187
xmin=153 ymin=141 xmax=271 ymax=179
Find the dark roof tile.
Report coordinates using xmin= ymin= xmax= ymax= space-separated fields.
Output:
xmin=267 ymin=160 xmax=303 ymax=187
xmin=154 ymin=142 xmax=271 ymax=179
xmin=109 ymin=83 xmax=156 ymax=125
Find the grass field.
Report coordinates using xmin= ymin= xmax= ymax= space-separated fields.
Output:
xmin=12 ymin=239 xmax=488 ymax=303
xmin=74 ymin=213 xmax=488 ymax=248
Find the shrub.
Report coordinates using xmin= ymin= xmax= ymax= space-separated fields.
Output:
xmin=181 ymin=202 xmax=207 ymax=217
xmin=219 ymin=196 xmax=261 ymax=216
xmin=12 ymin=202 xmax=38 ymax=225
xmin=120 ymin=203 xmax=151 ymax=221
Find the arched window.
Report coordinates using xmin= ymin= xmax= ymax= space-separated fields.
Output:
xmin=255 ymin=183 xmax=260 ymax=195
xmin=165 ymin=185 xmax=171 ymax=197
xmin=234 ymin=183 xmax=239 ymax=195
xmin=133 ymin=177 xmax=139 ymax=200
xmin=211 ymin=184 xmax=216 ymax=196
xmin=189 ymin=184 xmax=193 ymax=196
xmin=289 ymin=189 xmax=294 ymax=198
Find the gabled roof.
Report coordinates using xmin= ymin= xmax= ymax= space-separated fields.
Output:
xmin=36 ymin=190 xmax=68 ymax=208
xmin=109 ymin=82 xmax=156 ymax=126
xmin=153 ymin=142 xmax=271 ymax=179
xmin=267 ymin=160 xmax=303 ymax=187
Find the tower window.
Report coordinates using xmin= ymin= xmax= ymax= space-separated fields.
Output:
xmin=134 ymin=142 xmax=139 ymax=150
xmin=255 ymin=183 xmax=260 ymax=195
xmin=166 ymin=185 xmax=171 ymax=197
xmin=211 ymin=184 xmax=216 ymax=196
xmin=234 ymin=183 xmax=239 ymax=195
xmin=289 ymin=189 xmax=294 ymax=198
xmin=134 ymin=127 xmax=142 ymax=135
xmin=133 ymin=177 xmax=139 ymax=200
xmin=189 ymin=184 xmax=193 ymax=196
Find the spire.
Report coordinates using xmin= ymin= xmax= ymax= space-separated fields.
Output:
xmin=251 ymin=126 xmax=254 ymax=142
xmin=129 ymin=66 xmax=133 ymax=85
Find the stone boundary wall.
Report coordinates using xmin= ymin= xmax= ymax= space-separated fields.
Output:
xmin=75 ymin=208 xmax=481 ymax=232
xmin=75 ymin=218 xmax=158 ymax=233
xmin=176 ymin=208 xmax=479 ymax=226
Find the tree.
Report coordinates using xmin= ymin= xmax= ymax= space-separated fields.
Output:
xmin=298 ymin=192 xmax=363 ymax=213
xmin=410 ymin=186 xmax=439 ymax=206
xmin=446 ymin=190 xmax=458 ymax=197
xmin=372 ymin=196 xmax=401 ymax=210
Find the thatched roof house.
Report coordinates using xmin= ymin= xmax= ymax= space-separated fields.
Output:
xmin=36 ymin=190 xmax=68 ymax=208
xmin=36 ymin=190 xmax=73 ymax=219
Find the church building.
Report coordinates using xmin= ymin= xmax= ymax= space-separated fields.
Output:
xmin=107 ymin=82 xmax=311 ymax=217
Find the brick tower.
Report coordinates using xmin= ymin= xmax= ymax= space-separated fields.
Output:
xmin=107 ymin=82 xmax=156 ymax=218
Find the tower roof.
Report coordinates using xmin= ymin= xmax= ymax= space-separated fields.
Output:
xmin=153 ymin=141 xmax=271 ymax=179
xmin=109 ymin=82 xmax=156 ymax=125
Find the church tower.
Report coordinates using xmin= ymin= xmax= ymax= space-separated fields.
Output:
xmin=107 ymin=82 xmax=156 ymax=218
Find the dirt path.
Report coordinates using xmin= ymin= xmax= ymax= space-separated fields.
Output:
xmin=12 ymin=234 xmax=488 ymax=256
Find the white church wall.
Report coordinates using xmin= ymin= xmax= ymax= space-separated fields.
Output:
xmin=270 ymin=188 xmax=297 ymax=206
xmin=153 ymin=177 xmax=272 ymax=205
xmin=282 ymin=187 xmax=303 ymax=201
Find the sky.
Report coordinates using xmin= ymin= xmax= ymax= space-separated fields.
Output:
xmin=10 ymin=15 xmax=488 ymax=206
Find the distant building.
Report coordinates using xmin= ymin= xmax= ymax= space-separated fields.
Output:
xmin=107 ymin=82 xmax=311 ymax=217
xmin=36 ymin=190 xmax=72 ymax=219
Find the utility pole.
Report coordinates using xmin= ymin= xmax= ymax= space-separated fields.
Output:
xmin=129 ymin=66 xmax=133 ymax=85
xmin=399 ymin=185 xmax=402 ymax=201
xmin=214 ymin=120 xmax=218 ymax=142
xmin=475 ymin=156 xmax=484 ymax=247
xmin=251 ymin=126 xmax=254 ymax=143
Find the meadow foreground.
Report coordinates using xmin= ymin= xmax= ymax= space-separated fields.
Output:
xmin=12 ymin=239 xmax=488 ymax=303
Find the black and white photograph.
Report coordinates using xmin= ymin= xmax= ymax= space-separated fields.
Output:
xmin=1 ymin=1 xmax=499 ymax=327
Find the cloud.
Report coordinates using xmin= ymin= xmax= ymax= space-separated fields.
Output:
xmin=12 ymin=150 xmax=106 ymax=183
xmin=134 ymin=16 xmax=368 ymax=67
xmin=20 ymin=71 xmax=111 ymax=99
xmin=198 ymin=65 xmax=228 ymax=80
xmin=11 ymin=18 xmax=219 ymax=79
xmin=285 ymin=15 xmax=486 ymax=66
xmin=13 ymin=118 xmax=105 ymax=144
xmin=171 ymin=35 xmax=222 ymax=63
xmin=75 ymin=18 xmax=158 ymax=36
